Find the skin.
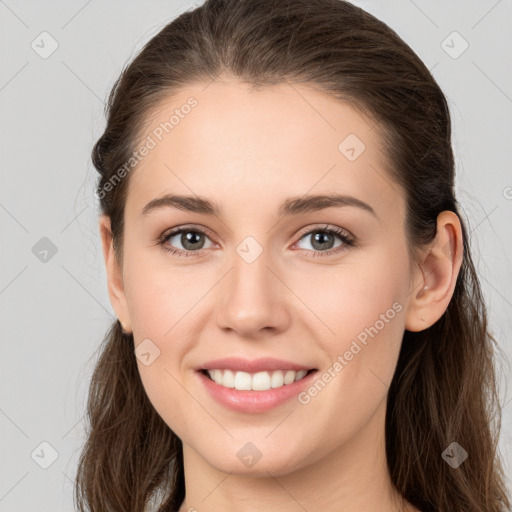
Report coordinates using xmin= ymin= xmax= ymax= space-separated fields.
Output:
xmin=99 ymin=77 xmax=463 ymax=512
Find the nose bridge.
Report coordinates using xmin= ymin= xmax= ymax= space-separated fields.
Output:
xmin=214 ymin=238 xmax=289 ymax=335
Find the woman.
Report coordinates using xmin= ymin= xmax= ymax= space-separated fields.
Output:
xmin=74 ymin=0 xmax=511 ymax=511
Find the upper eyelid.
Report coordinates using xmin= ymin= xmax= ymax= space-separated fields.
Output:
xmin=295 ymin=224 xmax=352 ymax=239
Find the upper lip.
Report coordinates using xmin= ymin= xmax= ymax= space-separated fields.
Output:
xmin=198 ymin=357 xmax=316 ymax=373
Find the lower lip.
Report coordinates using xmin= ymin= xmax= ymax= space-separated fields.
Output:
xmin=196 ymin=369 xmax=318 ymax=413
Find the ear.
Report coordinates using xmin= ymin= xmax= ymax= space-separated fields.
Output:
xmin=405 ymin=210 xmax=464 ymax=332
xmin=98 ymin=214 xmax=132 ymax=333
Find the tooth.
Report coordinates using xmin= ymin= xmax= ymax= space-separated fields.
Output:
xmin=252 ymin=371 xmax=271 ymax=391
xmin=234 ymin=371 xmax=252 ymax=390
xmin=295 ymin=370 xmax=307 ymax=381
xmin=270 ymin=370 xmax=285 ymax=388
xmin=284 ymin=370 xmax=296 ymax=385
xmin=223 ymin=369 xmax=236 ymax=388
xmin=213 ymin=369 xmax=223 ymax=385
xmin=205 ymin=369 xmax=309 ymax=390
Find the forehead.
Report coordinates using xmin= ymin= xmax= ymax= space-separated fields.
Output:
xmin=125 ymin=79 xmax=404 ymax=224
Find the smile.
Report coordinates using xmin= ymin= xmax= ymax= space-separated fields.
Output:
xmin=202 ymin=368 xmax=314 ymax=391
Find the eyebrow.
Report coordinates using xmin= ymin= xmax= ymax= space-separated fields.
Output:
xmin=140 ymin=193 xmax=377 ymax=219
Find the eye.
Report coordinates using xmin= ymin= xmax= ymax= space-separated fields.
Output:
xmin=157 ymin=224 xmax=355 ymax=258
xmin=158 ymin=226 xmax=214 ymax=257
xmin=293 ymin=224 xmax=355 ymax=258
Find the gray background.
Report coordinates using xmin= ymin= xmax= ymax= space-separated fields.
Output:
xmin=1 ymin=0 xmax=511 ymax=510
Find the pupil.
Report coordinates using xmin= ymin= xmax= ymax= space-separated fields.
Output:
xmin=183 ymin=231 xmax=203 ymax=250
xmin=313 ymin=231 xmax=333 ymax=250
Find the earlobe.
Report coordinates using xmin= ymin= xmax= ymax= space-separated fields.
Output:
xmin=405 ymin=211 xmax=464 ymax=332
xmin=98 ymin=215 xmax=132 ymax=333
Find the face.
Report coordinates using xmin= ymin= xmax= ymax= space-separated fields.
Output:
xmin=103 ymin=78 xmax=418 ymax=476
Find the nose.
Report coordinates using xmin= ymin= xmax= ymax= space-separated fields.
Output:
xmin=214 ymin=250 xmax=291 ymax=339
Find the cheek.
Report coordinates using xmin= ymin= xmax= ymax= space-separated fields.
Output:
xmin=294 ymin=249 xmax=406 ymax=342
xmin=301 ymin=249 xmax=407 ymax=402
xmin=122 ymin=251 xmax=203 ymax=427
xmin=123 ymin=249 xmax=198 ymax=337
xmin=297 ymin=283 xmax=405 ymax=447
xmin=136 ymin=361 xmax=195 ymax=439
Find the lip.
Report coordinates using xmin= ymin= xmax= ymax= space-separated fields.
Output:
xmin=197 ymin=357 xmax=315 ymax=373
xmin=196 ymin=368 xmax=319 ymax=414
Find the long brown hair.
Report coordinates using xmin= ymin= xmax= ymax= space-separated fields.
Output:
xmin=75 ymin=0 xmax=511 ymax=510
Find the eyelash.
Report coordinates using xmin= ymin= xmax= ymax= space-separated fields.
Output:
xmin=157 ymin=224 xmax=355 ymax=259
